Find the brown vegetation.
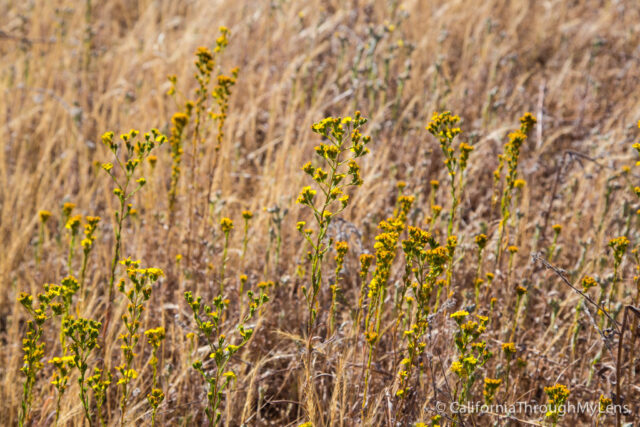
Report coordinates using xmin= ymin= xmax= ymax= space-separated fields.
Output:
xmin=2 ymin=0 xmax=640 ymax=425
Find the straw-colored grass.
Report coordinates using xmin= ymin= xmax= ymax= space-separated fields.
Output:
xmin=2 ymin=0 xmax=640 ymax=425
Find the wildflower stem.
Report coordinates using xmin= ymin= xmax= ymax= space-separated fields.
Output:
xmin=241 ymin=218 xmax=250 ymax=264
xmin=354 ymin=260 xmax=372 ymax=339
xmin=504 ymin=359 xmax=511 ymax=402
xmin=67 ymin=232 xmax=76 ymax=275
xmin=362 ymin=343 xmax=374 ymax=416
xmin=509 ymin=294 xmax=523 ymax=342
xmin=474 ymin=248 xmax=484 ymax=307
xmin=36 ymin=222 xmax=44 ymax=266
xmin=108 ymin=185 xmax=129 ymax=301
xmin=78 ymin=363 xmax=92 ymax=425
xmin=54 ymin=390 xmax=62 ymax=426
xmin=220 ymin=229 xmax=230 ymax=294
xmin=80 ymin=251 xmax=89 ymax=299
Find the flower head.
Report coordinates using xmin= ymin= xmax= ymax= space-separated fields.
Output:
xmin=220 ymin=217 xmax=234 ymax=233
xmin=39 ymin=210 xmax=52 ymax=223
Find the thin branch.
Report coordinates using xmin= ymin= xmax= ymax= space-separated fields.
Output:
xmin=531 ymin=252 xmax=621 ymax=333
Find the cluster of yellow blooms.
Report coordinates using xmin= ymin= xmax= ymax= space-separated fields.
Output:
xmin=211 ymin=67 xmax=239 ymax=151
xmin=608 ymin=236 xmax=629 ymax=264
xmin=448 ymin=310 xmax=492 ymax=405
xmin=581 ymin=275 xmax=598 ymax=292
xmin=494 ymin=113 xmax=537 ymax=262
xmin=39 ymin=209 xmax=52 ymax=223
xmin=544 ymin=384 xmax=570 ymax=425
xmin=144 ymin=326 xmax=166 ymax=425
xmin=220 ymin=217 xmax=234 ymax=233
xmin=483 ymin=377 xmax=502 ymax=404
xmin=81 ymin=216 xmax=100 ymax=252
xmin=297 ymin=112 xmax=371 ymax=351
xmin=184 ymin=283 xmax=269 ymax=425
xmin=328 ymin=241 xmax=349 ymax=334
xmin=168 ymin=111 xmax=190 ymax=214
xmin=61 ymin=315 xmax=102 ymax=423
xmin=116 ymin=258 xmax=164 ymax=424
xmin=426 ymin=111 xmax=474 ymax=236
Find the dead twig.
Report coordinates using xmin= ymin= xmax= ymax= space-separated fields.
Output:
xmin=615 ymin=305 xmax=640 ymax=427
xmin=532 ymin=252 xmax=620 ymax=333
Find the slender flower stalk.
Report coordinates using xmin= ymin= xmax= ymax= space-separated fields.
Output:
xmin=167 ymin=112 xmax=189 ymax=221
xmin=548 ymin=224 xmax=562 ymax=262
xmin=63 ymin=316 xmax=101 ymax=425
xmin=426 ymin=112 xmax=473 ymax=301
xmin=425 ymin=112 xmax=471 ymax=238
xmin=495 ymin=113 xmax=536 ymax=267
xmin=145 ymin=327 xmax=166 ymax=427
xmin=49 ymin=356 xmax=73 ymax=426
xmin=79 ymin=216 xmax=100 ymax=298
xmin=101 ymin=129 xmax=165 ymax=300
xmin=65 ymin=214 xmax=81 ymax=275
xmin=395 ymin=225 xmax=446 ymax=404
xmin=608 ymin=236 xmax=628 ymax=313
xmin=18 ymin=292 xmax=51 ymax=427
xmin=88 ymin=367 xmax=111 ymax=427
xmin=354 ymin=253 xmax=374 ymax=338
xmin=240 ymin=210 xmax=253 ymax=264
xmin=219 ymin=217 xmax=234 ymax=294
xmin=474 ymin=234 xmax=488 ymax=306
xmin=502 ymin=342 xmax=516 ymax=401
xmin=297 ymin=112 xmax=371 ymax=421
xmin=184 ymin=285 xmax=268 ymax=426
xmin=36 ymin=210 xmax=51 ymax=266
xmin=329 ymin=241 xmax=349 ymax=335
xmin=509 ymin=285 xmax=527 ymax=342
xmin=362 ymin=218 xmax=402 ymax=413
xmin=116 ymin=259 xmax=164 ymax=426
xmin=449 ymin=311 xmax=492 ymax=413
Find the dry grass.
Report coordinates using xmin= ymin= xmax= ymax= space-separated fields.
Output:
xmin=2 ymin=0 xmax=640 ymax=425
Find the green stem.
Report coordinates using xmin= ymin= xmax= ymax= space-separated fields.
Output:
xmin=241 ymin=222 xmax=249 ymax=264
xmin=67 ymin=232 xmax=77 ymax=275
xmin=108 ymin=195 xmax=127 ymax=301
xmin=36 ymin=223 xmax=44 ymax=266
xmin=80 ymin=250 xmax=89 ymax=299
xmin=54 ymin=389 xmax=63 ymax=427
xmin=79 ymin=368 xmax=91 ymax=425
xmin=220 ymin=231 xmax=230 ymax=294
xmin=474 ymin=250 xmax=484 ymax=307
xmin=510 ymin=295 xmax=522 ymax=342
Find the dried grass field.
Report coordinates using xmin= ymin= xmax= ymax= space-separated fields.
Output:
xmin=2 ymin=0 xmax=640 ymax=425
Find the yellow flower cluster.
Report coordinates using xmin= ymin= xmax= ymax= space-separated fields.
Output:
xmin=81 ymin=216 xmax=100 ymax=252
xmin=62 ymin=202 xmax=76 ymax=218
xmin=426 ymin=111 xmax=461 ymax=142
xmin=65 ymin=214 xmax=82 ymax=234
xmin=220 ymin=217 xmax=234 ymax=233
xmin=608 ymin=236 xmax=629 ymax=260
xmin=184 ymin=280 xmax=269 ymax=425
xmin=450 ymin=310 xmax=469 ymax=322
xmin=544 ymin=383 xmax=570 ymax=423
xmin=483 ymin=378 xmax=502 ymax=404
xmin=144 ymin=326 xmax=166 ymax=348
xmin=502 ymin=342 xmax=516 ymax=357
xmin=168 ymin=112 xmax=189 ymax=213
xmin=475 ymin=233 xmax=488 ymax=249
xmin=581 ymin=275 xmax=597 ymax=292
xmin=39 ymin=210 xmax=52 ymax=223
